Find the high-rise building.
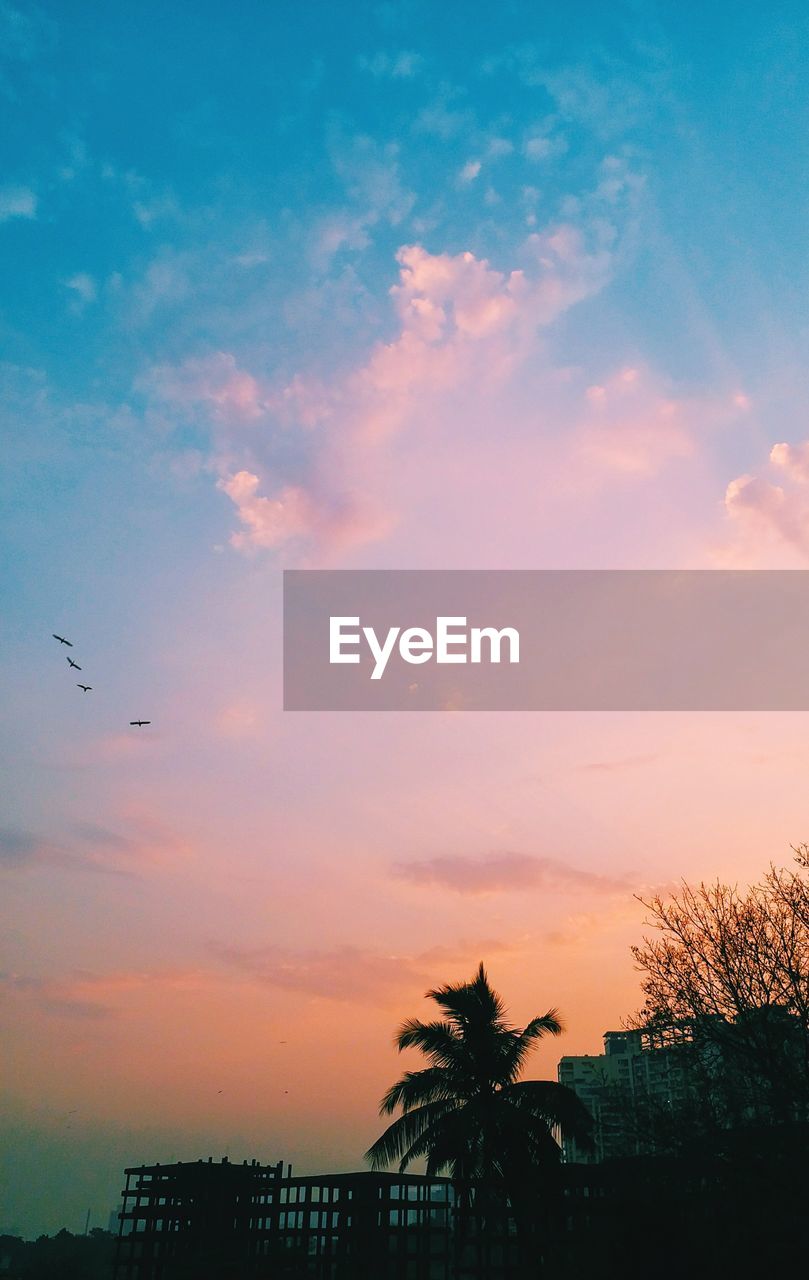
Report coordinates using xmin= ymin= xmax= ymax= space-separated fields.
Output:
xmin=557 ymin=1029 xmax=693 ymax=1163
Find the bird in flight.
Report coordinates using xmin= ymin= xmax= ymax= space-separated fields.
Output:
xmin=52 ymin=634 xmax=73 ymax=646
xmin=77 ymin=684 xmax=92 ymax=692
xmin=67 ymin=657 xmax=81 ymax=670
xmin=129 ymin=720 xmax=151 ymax=727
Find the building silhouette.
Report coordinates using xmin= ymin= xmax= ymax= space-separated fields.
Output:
xmin=557 ymin=1029 xmax=692 ymax=1162
xmin=113 ymin=1160 xmax=510 ymax=1280
xmin=111 ymin=1125 xmax=807 ymax=1280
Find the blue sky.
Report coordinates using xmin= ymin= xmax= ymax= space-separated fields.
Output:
xmin=4 ymin=0 xmax=809 ymax=1238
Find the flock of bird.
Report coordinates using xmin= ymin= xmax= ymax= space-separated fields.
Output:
xmin=51 ymin=633 xmax=151 ymax=726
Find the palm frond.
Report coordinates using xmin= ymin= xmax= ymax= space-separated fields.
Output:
xmin=490 ymin=1101 xmax=563 ymax=1175
xmin=396 ymin=1018 xmax=464 ymax=1066
xmin=405 ymin=1103 xmax=482 ymax=1178
xmin=520 ymin=1011 xmax=564 ymax=1039
xmin=501 ymin=1079 xmax=595 ymax=1150
xmin=379 ymin=1067 xmax=455 ymax=1115
xmin=427 ymin=962 xmax=507 ymax=1027
xmin=365 ymin=1100 xmax=458 ymax=1170
xmin=499 ymin=1011 xmax=564 ymax=1079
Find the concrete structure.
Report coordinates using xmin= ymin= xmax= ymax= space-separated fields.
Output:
xmin=557 ymin=1029 xmax=692 ymax=1163
xmin=113 ymin=1159 xmax=521 ymax=1279
xmin=114 ymin=1158 xmax=284 ymax=1278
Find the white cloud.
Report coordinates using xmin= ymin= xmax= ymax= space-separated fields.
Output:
xmin=524 ymin=133 xmax=567 ymax=162
xmin=357 ymin=50 xmax=423 ymax=79
xmin=64 ymin=273 xmax=97 ymax=307
xmin=0 ymin=185 xmax=36 ymax=221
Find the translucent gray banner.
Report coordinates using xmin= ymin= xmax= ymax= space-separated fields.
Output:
xmin=283 ymin=570 xmax=809 ymax=711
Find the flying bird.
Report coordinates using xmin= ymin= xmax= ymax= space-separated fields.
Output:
xmin=52 ymin=634 xmax=73 ymax=646
xmin=67 ymin=657 xmax=81 ymax=670
xmin=129 ymin=720 xmax=151 ymax=727
xmin=77 ymin=684 xmax=92 ymax=692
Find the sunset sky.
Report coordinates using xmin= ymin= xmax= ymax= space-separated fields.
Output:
xmin=3 ymin=0 xmax=809 ymax=1238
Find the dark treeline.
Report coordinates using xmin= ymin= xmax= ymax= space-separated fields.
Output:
xmin=0 ymin=1229 xmax=116 ymax=1280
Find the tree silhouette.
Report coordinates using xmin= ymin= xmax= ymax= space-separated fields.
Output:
xmin=632 ymin=856 xmax=809 ymax=1127
xmin=365 ymin=963 xmax=593 ymax=1275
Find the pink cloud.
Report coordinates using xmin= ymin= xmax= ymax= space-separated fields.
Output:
xmin=151 ymin=198 xmax=719 ymax=564
xmin=215 ymin=698 xmax=262 ymax=739
xmin=393 ymin=851 xmax=633 ymax=896
xmin=1 ymin=967 xmax=213 ymax=1019
xmin=724 ymin=437 xmax=809 ymax=563
xmin=0 ymin=814 xmax=190 ymax=877
xmin=347 ymin=231 xmax=612 ymax=444
xmin=146 ymin=352 xmax=267 ymax=421
xmin=217 ymin=472 xmax=318 ymax=550
xmin=213 ymin=938 xmax=514 ymax=1005
xmin=574 ymin=366 xmax=695 ymax=476
xmin=575 ymin=369 xmax=752 ymax=484
xmin=216 ymin=469 xmax=389 ymax=556
xmin=771 ymin=439 xmax=809 ymax=483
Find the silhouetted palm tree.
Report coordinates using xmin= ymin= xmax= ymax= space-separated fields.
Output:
xmin=366 ymin=963 xmax=593 ymax=1274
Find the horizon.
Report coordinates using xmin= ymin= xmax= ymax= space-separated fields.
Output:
xmin=3 ymin=0 xmax=809 ymax=1241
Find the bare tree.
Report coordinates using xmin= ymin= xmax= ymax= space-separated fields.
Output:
xmin=631 ymin=852 xmax=809 ymax=1127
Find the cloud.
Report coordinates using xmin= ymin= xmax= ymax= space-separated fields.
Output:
xmin=213 ymin=938 xmax=511 ymax=1005
xmin=215 ymin=943 xmax=422 ymax=1003
xmin=0 ymin=2 xmax=56 ymax=63
xmin=215 ymin=699 xmax=262 ymax=739
xmin=0 ymin=827 xmax=40 ymax=868
xmin=357 ymin=50 xmax=423 ymax=79
xmin=216 ymin=469 xmax=385 ymax=555
xmin=459 ymin=159 xmax=482 ymax=183
xmin=200 ymin=225 xmax=616 ymax=554
xmin=64 ymin=272 xmax=97 ymax=310
xmin=413 ymin=90 xmax=474 ymax=140
xmin=523 ymin=133 xmax=567 ymax=162
xmin=0 ymin=972 xmax=115 ymax=1020
xmin=146 ymin=352 xmax=267 ymax=421
xmin=497 ymin=50 xmax=651 ymax=139
xmin=147 ymin=163 xmax=642 ymax=560
xmin=724 ymin=437 xmax=809 ymax=562
xmin=217 ymin=471 xmax=313 ymax=550
xmin=0 ymin=966 xmax=211 ymax=1020
xmin=0 ymin=185 xmax=36 ymax=221
xmin=0 ymin=815 xmax=190 ymax=876
xmin=393 ymin=851 xmax=632 ymax=896
xmin=771 ymin=440 xmax=809 ymax=484
xmin=128 ymin=247 xmax=194 ymax=322
xmin=310 ymin=132 xmax=415 ymax=269
xmin=485 ymin=137 xmax=513 ymax=159
xmin=346 ymin=229 xmax=613 ymax=443
xmin=574 ymin=366 xmax=694 ymax=476
xmin=576 ymin=753 xmax=660 ymax=773
xmin=133 ymin=193 xmax=180 ymax=229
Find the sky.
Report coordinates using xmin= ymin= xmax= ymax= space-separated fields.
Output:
xmin=3 ymin=0 xmax=809 ymax=1239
